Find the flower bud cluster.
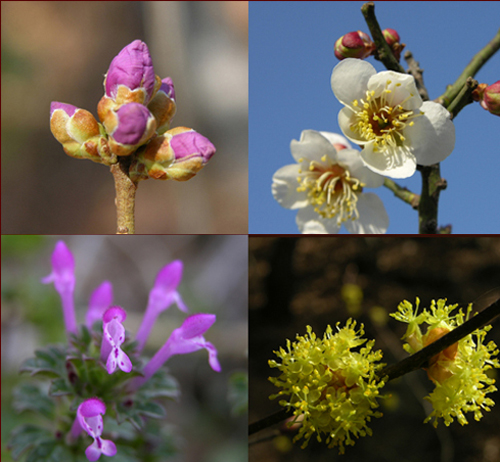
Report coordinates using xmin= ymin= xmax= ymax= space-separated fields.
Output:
xmin=50 ymin=40 xmax=215 ymax=181
xmin=391 ymin=298 xmax=500 ymax=427
xmin=268 ymin=320 xmax=386 ymax=453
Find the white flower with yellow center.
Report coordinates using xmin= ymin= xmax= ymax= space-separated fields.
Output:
xmin=272 ymin=130 xmax=389 ymax=234
xmin=331 ymin=59 xmax=455 ymax=179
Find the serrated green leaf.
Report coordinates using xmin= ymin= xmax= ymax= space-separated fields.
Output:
xmin=49 ymin=378 xmax=72 ymax=396
xmin=135 ymin=401 xmax=166 ymax=419
xmin=13 ymin=383 xmax=55 ymax=420
xmin=20 ymin=345 xmax=67 ymax=378
xmin=137 ymin=370 xmax=180 ymax=400
xmin=8 ymin=424 xmax=53 ymax=460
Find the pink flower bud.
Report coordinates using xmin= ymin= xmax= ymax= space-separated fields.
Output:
xmin=50 ymin=102 xmax=113 ymax=163
xmin=382 ymin=28 xmax=404 ymax=61
xmin=129 ymin=126 xmax=216 ymax=182
xmin=147 ymin=77 xmax=177 ymax=135
xmin=104 ymin=102 xmax=157 ymax=156
xmin=104 ymin=40 xmax=158 ymax=106
xmin=473 ymin=81 xmax=500 ymax=116
xmin=334 ymin=31 xmax=374 ymax=60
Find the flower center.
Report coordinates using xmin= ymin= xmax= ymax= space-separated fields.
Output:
xmin=297 ymin=155 xmax=363 ymax=225
xmin=350 ymin=80 xmax=422 ymax=151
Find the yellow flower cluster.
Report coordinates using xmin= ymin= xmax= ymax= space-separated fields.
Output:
xmin=391 ymin=298 xmax=500 ymax=427
xmin=268 ymin=320 xmax=386 ymax=453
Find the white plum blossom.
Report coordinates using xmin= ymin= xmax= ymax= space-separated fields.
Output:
xmin=272 ymin=130 xmax=389 ymax=234
xmin=331 ymin=58 xmax=455 ymax=179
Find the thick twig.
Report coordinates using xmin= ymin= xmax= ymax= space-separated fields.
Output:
xmin=361 ymin=2 xmax=405 ymax=73
xmin=383 ymin=178 xmax=420 ymax=209
xmin=404 ymin=51 xmax=429 ymax=101
xmin=447 ymin=77 xmax=479 ymax=120
xmin=110 ymin=157 xmax=137 ymax=234
xmin=249 ymin=298 xmax=500 ymax=435
xmin=418 ymin=164 xmax=447 ymax=234
xmin=437 ymin=27 xmax=500 ymax=107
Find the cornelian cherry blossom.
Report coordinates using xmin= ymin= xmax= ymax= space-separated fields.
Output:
xmin=331 ymin=59 xmax=455 ymax=179
xmin=272 ymin=130 xmax=388 ymax=234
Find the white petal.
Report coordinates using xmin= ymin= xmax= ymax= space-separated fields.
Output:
xmin=338 ymin=149 xmax=385 ymax=188
xmin=368 ymin=71 xmax=422 ymax=110
xmin=290 ymin=130 xmax=338 ymax=164
xmin=331 ymin=58 xmax=376 ymax=107
xmin=318 ymin=131 xmax=352 ymax=149
xmin=344 ymin=193 xmax=389 ymax=234
xmin=272 ymin=164 xmax=308 ymax=210
xmin=338 ymin=107 xmax=367 ymax=145
xmin=408 ymin=101 xmax=455 ymax=165
xmin=296 ymin=207 xmax=340 ymax=234
xmin=360 ymin=141 xmax=417 ymax=179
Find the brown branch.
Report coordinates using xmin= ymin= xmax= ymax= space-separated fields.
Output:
xmin=404 ymin=50 xmax=429 ymax=101
xmin=110 ymin=157 xmax=137 ymax=234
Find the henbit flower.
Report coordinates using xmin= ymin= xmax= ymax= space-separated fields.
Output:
xmin=268 ymin=320 xmax=386 ymax=453
xmin=391 ymin=298 xmax=500 ymax=427
xmin=331 ymin=58 xmax=455 ymax=178
xmin=50 ymin=102 xmax=113 ymax=164
xmin=272 ymin=130 xmax=389 ymax=234
xmin=130 ymin=313 xmax=221 ymax=391
xmin=334 ymin=31 xmax=374 ymax=60
xmin=135 ymin=260 xmax=189 ymax=352
xmin=129 ymin=127 xmax=216 ymax=182
xmin=100 ymin=306 xmax=132 ymax=374
xmin=86 ymin=281 xmax=114 ymax=329
xmin=41 ymin=241 xmax=78 ymax=335
xmin=147 ymin=77 xmax=177 ymax=135
xmin=104 ymin=39 xmax=159 ymax=106
xmin=71 ymin=398 xmax=117 ymax=461
xmin=103 ymin=102 xmax=157 ymax=157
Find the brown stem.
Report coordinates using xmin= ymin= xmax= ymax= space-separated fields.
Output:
xmin=110 ymin=157 xmax=137 ymax=234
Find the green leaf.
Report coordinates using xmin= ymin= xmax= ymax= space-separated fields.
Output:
xmin=228 ymin=371 xmax=248 ymax=416
xmin=137 ymin=369 xmax=180 ymax=400
xmin=20 ymin=345 xmax=67 ymax=378
xmin=13 ymin=383 xmax=55 ymax=420
xmin=7 ymin=424 xmax=53 ymax=460
xmin=49 ymin=378 xmax=72 ymax=396
xmin=134 ymin=401 xmax=166 ymax=419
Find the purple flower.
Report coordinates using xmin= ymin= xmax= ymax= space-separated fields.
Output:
xmin=50 ymin=101 xmax=78 ymax=118
xmin=147 ymin=77 xmax=177 ymax=135
xmin=100 ymin=306 xmax=132 ymax=374
xmin=113 ymin=102 xmax=154 ymax=145
xmin=41 ymin=241 xmax=77 ymax=335
xmin=135 ymin=261 xmax=189 ymax=352
xmin=105 ymin=39 xmax=156 ymax=104
xmin=170 ymin=129 xmax=215 ymax=162
xmin=131 ymin=314 xmax=220 ymax=391
xmin=71 ymin=398 xmax=117 ymax=461
xmin=86 ymin=281 xmax=113 ymax=328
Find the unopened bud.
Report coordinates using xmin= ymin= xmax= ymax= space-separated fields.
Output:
xmin=382 ymin=28 xmax=404 ymax=61
xmin=334 ymin=31 xmax=374 ymax=60
xmin=473 ymin=81 xmax=500 ymax=116
xmin=129 ymin=127 xmax=215 ymax=182
xmin=104 ymin=102 xmax=157 ymax=156
xmin=147 ymin=77 xmax=177 ymax=135
xmin=50 ymin=102 xmax=113 ymax=163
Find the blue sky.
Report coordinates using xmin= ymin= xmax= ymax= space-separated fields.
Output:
xmin=249 ymin=1 xmax=500 ymax=234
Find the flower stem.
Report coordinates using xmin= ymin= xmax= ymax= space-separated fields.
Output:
xmin=361 ymin=2 xmax=405 ymax=73
xmin=436 ymin=27 xmax=500 ymax=107
xmin=383 ymin=178 xmax=419 ymax=209
xmin=447 ymin=77 xmax=479 ymax=120
xmin=110 ymin=157 xmax=137 ymax=234
xmin=417 ymin=164 xmax=447 ymax=234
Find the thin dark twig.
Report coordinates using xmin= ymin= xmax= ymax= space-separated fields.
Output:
xmin=404 ymin=50 xmax=429 ymax=101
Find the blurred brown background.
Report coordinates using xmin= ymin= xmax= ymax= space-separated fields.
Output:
xmin=249 ymin=236 xmax=500 ymax=462
xmin=1 ymin=1 xmax=248 ymax=234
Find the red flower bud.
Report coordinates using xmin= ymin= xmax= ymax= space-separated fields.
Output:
xmin=473 ymin=81 xmax=500 ymax=116
xmin=382 ymin=28 xmax=404 ymax=61
xmin=334 ymin=31 xmax=374 ymax=60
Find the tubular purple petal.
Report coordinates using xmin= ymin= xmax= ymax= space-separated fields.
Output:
xmin=135 ymin=261 xmax=189 ymax=352
xmin=101 ymin=306 xmax=132 ymax=374
xmin=105 ymin=39 xmax=156 ymax=103
xmin=41 ymin=241 xmax=77 ymax=335
xmin=171 ymin=130 xmax=216 ymax=162
xmin=86 ymin=281 xmax=113 ymax=328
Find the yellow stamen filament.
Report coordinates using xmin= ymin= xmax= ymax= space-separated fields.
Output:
xmin=297 ymin=157 xmax=364 ymax=225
